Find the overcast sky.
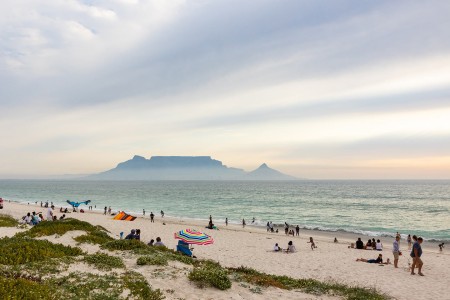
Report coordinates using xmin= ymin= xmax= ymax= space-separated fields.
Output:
xmin=1 ymin=0 xmax=450 ymax=179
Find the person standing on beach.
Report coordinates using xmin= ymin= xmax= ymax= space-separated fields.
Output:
xmin=242 ymin=219 xmax=246 ymax=228
xmin=143 ymin=209 xmax=145 ymax=216
xmin=161 ymin=210 xmax=164 ymax=218
xmin=47 ymin=206 xmax=53 ymax=221
xmin=407 ymin=234 xmax=412 ymax=250
xmin=295 ymin=225 xmax=300 ymax=236
xmin=410 ymin=237 xmax=424 ymax=276
xmin=225 ymin=218 xmax=228 ymax=226
xmin=150 ymin=212 xmax=154 ymax=222
xmin=393 ymin=235 xmax=402 ymax=268
xmin=104 ymin=206 xmax=107 ymax=215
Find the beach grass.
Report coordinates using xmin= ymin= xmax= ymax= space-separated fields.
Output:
xmin=0 ymin=236 xmax=83 ymax=265
xmin=0 ymin=214 xmax=19 ymax=227
xmin=229 ymin=266 xmax=390 ymax=300
xmin=74 ymin=229 xmax=114 ymax=245
xmin=83 ymin=252 xmax=125 ymax=271
xmin=15 ymin=218 xmax=109 ymax=238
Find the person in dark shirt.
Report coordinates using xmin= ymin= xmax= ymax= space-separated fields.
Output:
xmin=356 ymin=238 xmax=364 ymax=249
xmin=356 ymin=254 xmax=390 ymax=264
xmin=410 ymin=237 xmax=424 ymax=276
xmin=125 ymin=229 xmax=136 ymax=240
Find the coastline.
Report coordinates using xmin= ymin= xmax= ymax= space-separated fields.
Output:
xmin=6 ymin=199 xmax=447 ymax=247
xmin=1 ymin=201 xmax=449 ymax=299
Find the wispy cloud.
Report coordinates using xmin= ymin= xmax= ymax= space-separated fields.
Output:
xmin=1 ymin=0 xmax=450 ymax=178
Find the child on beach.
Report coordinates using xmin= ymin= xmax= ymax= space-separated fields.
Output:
xmin=308 ymin=237 xmax=317 ymax=250
xmin=274 ymin=243 xmax=282 ymax=252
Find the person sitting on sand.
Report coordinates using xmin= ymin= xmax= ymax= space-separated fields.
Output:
xmin=356 ymin=254 xmax=390 ymax=264
xmin=286 ymin=241 xmax=296 ymax=253
xmin=59 ymin=214 xmax=66 ymax=220
xmin=135 ymin=229 xmax=141 ymax=240
xmin=375 ymin=239 xmax=383 ymax=251
xmin=274 ymin=243 xmax=282 ymax=252
xmin=23 ymin=212 xmax=33 ymax=225
xmin=308 ymin=237 xmax=317 ymax=250
xmin=356 ymin=238 xmax=364 ymax=249
xmin=154 ymin=237 xmax=165 ymax=247
xmin=334 ymin=237 xmax=338 ymax=243
xmin=125 ymin=229 xmax=137 ymax=240
xmin=365 ymin=239 xmax=372 ymax=250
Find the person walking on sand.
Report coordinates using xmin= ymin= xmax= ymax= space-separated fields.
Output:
xmin=161 ymin=210 xmax=164 ymax=218
xmin=411 ymin=237 xmax=424 ymax=276
xmin=407 ymin=234 xmax=412 ymax=250
xmin=393 ymin=235 xmax=402 ymax=268
xmin=150 ymin=212 xmax=154 ymax=222
xmin=242 ymin=219 xmax=246 ymax=228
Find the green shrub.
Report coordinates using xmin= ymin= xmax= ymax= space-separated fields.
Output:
xmin=136 ymin=255 xmax=168 ymax=266
xmin=83 ymin=252 xmax=125 ymax=271
xmin=133 ymin=245 xmax=197 ymax=266
xmin=122 ymin=271 xmax=165 ymax=300
xmin=0 ymin=214 xmax=19 ymax=227
xmin=0 ymin=236 xmax=83 ymax=265
xmin=188 ymin=261 xmax=231 ymax=290
xmin=74 ymin=230 xmax=114 ymax=245
xmin=101 ymin=239 xmax=148 ymax=251
xmin=0 ymin=276 xmax=56 ymax=299
xmin=15 ymin=218 xmax=108 ymax=238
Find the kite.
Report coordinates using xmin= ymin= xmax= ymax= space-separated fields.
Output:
xmin=66 ymin=200 xmax=91 ymax=208
xmin=113 ymin=211 xmax=137 ymax=221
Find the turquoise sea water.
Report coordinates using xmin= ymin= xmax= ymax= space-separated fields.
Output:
xmin=1 ymin=180 xmax=449 ymax=242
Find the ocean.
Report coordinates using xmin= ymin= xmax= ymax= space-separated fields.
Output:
xmin=1 ymin=180 xmax=449 ymax=242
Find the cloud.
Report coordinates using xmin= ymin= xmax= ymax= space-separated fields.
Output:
xmin=1 ymin=0 xmax=450 ymax=178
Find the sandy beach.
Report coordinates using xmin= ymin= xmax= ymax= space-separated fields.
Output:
xmin=1 ymin=201 xmax=449 ymax=299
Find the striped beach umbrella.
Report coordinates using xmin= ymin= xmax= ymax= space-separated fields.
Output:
xmin=174 ymin=229 xmax=214 ymax=245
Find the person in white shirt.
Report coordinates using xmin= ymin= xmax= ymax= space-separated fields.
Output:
xmin=47 ymin=207 xmax=53 ymax=221
xmin=274 ymin=243 xmax=282 ymax=252
xmin=376 ymin=239 xmax=383 ymax=251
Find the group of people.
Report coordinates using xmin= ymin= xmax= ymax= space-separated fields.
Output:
xmin=273 ymin=237 xmax=317 ymax=253
xmin=274 ymin=241 xmax=297 ymax=253
xmin=354 ymin=237 xmax=384 ymax=251
xmin=21 ymin=206 xmax=65 ymax=225
xmin=353 ymin=233 xmax=425 ymax=276
xmin=122 ymin=229 xmax=166 ymax=247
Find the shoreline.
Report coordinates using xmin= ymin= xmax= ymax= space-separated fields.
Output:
xmin=3 ymin=200 xmax=445 ymax=252
xmin=5 ymin=199 xmax=448 ymax=247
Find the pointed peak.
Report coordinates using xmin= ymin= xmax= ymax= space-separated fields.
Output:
xmin=258 ymin=163 xmax=269 ymax=169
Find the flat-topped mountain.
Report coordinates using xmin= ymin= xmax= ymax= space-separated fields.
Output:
xmin=88 ymin=156 xmax=297 ymax=180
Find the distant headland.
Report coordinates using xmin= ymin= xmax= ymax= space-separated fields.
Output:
xmin=88 ymin=155 xmax=298 ymax=181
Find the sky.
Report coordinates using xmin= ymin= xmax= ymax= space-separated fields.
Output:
xmin=1 ymin=0 xmax=450 ymax=179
